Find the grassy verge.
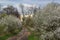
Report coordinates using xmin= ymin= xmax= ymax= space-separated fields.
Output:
xmin=0 ymin=28 xmax=22 ymax=40
xmin=28 ymin=34 xmax=34 ymax=40
xmin=0 ymin=33 xmax=39 ymax=40
xmin=0 ymin=34 xmax=13 ymax=40
xmin=28 ymin=33 xmax=39 ymax=40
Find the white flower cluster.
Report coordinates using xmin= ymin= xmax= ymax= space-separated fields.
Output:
xmin=0 ymin=15 xmax=22 ymax=34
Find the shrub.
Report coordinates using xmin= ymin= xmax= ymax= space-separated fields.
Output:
xmin=33 ymin=3 xmax=60 ymax=40
xmin=0 ymin=13 xmax=7 ymax=19
xmin=0 ymin=15 xmax=22 ymax=34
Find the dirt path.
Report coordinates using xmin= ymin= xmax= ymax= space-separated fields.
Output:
xmin=7 ymin=29 xmax=31 ymax=40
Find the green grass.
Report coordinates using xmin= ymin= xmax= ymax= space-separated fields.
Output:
xmin=28 ymin=34 xmax=34 ymax=40
xmin=0 ymin=29 xmax=22 ymax=40
xmin=0 ymin=33 xmax=39 ymax=40
xmin=0 ymin=34 xmax=35 ymax=40
xmin=28 ymin=33 xmax=39 ymax=40
xmin=0 ymin=34 xmax=16 ymax=40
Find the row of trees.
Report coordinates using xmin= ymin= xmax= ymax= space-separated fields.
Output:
xmin=0 ymin=2 xmax=60 ymax=40
xmin=22 ymin=2 xmax=60 ymax=40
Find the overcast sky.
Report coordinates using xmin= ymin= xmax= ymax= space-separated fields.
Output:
xmin=0 ymin=0 xmax=60 ymax=6
xmin=0 ymin=0 xmax=60 ymax=11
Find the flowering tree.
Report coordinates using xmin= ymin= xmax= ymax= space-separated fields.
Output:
xmin=0 ymin=15 xmax=22 ymax=34
xmin=33 ymin=3 xmax=60 ymax=40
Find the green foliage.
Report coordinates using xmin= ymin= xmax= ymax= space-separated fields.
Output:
xmin=0 ymin=13 xmax=7 ymax=19
xmin=24 ymin=16 xmax=34 ymax=27
xmin=28 ymin=34 xmax=34 ymax=40
xmin=22 ymin=16 xmax=34 ymax=32
xmin=3 ymin=5 xmax=20 ymax=18
xmin=0 ymin=34 xmax=17 ymax=40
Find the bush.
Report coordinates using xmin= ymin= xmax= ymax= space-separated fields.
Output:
xmin=0 ymin=15 xmax=22 ymax=34
xmin=0 ymin=13 xmax=7 ymax=19
xmin=33 ymin=3 xmax=60 ymax=40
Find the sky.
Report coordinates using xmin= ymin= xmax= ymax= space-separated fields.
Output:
xmin=0 ymin=0 xmax=60 ymax=6
xmin=0 ymin=0 xmax=60 ymax=11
